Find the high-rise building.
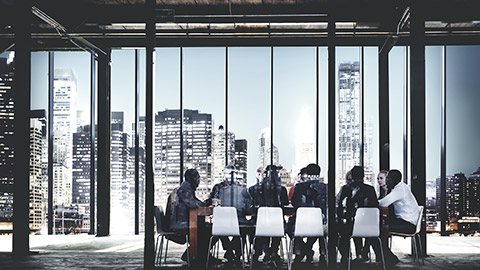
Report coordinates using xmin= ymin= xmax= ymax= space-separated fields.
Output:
xmin=212 ymin=125 xmax=235 ymax=185
xmin=0 ymin=53 xmax=14 ymax=228
xmin=234 ymin=139 xmax=248 ymax=184
xmin=258 ymin=128 xmax=279 ymax=168
xmin=30 ymin=115 xmax=46 ymax=231
xmin=53 ymin=69 xmax=77 ymax=207
xmin=72 ymin=125 xmax=91 ymax=217
xmin=294 ymin=108 xmax=315 ymax=174
xmin=154 ymin=109 xmax=212 ymax=206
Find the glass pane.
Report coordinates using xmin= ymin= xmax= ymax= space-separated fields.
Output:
xmin=155 ymin=48 xmax=180 ymax=207
xmin=228 ymin=47 xmax=271 ymax=188
xmin=445 ymin=46 xmax=480 ymax=233
xmin=273 ymin=47 xmax=316 ymax=191
xmin=364 ymin=47 xmax=379 ymax=187
xmin=111 ymin=50 xmax=135 ymax=234
xmin=183 ymin=48 xmax=225 ymax=200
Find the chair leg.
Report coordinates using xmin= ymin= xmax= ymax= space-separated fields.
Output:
xmin=377 ymin=238 xmax=386 ymax=270
xmin=206 ymin=236 xmax=214 ymax=269
xmin=186 ymin=235 xmax=190 ymax=267
xmin=164 ymin=239 xmax=169 ymax=264
xmin=412 ymin=236 xmax=420 ymax=268
xmin=347 ymin=238 xmax=352 ymax=270
xmin=323 ymin=237 xmax=329 ymax=267
xmin=157 ymin=236 xmax=164 ymax=266
xmin=240 ymin=237 xmax=245 ymax=269
xmin=417 ymin=234 xmax=425 ymax=265
xmin=287 ymin=237 xmax=294 ymax=270
xmin=250 ymin=237 xmax=256 ymax=270
xmin=154 ymin=235 xmax=160 ymax=266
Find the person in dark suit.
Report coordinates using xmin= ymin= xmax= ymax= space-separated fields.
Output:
xmin=336 ymin=166 xmax=379 ymax=265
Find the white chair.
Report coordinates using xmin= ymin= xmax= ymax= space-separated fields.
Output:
xmin=349 ymin=208 xmax=386 ymax=270
xmin=250 ymin=207 xmax=288 ymax=270
xmin=287 ymin=207 xmax=327 ymax=270
xmin=389 ymin=206 xmax=425 ymax=268
xmin=154 ymin=206 xmax=190 ymax=267
xmin=206 ymin=206 xmax=245 ymax=269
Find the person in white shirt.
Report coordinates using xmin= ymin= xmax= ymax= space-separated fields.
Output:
xmin=379 ymin=169 xmax=420 ymax=234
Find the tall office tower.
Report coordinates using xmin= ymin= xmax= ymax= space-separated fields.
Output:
xmin=436 ymin=173 xmax=466 ymax=230
xmin=363 ymin=120 xmax=375 ymax=185
xmin=155 ymin=109 xmax=212 ymax=206
xmin=131 ymin=116 xmax=145 ymax=149
xmin=53 ymin=69 xmax=77 ymax=207
xmin=258 ymin=128 xmax=279 ymax=168
xmin=212 ymin=125 xmax=235 ymax=185
xmin=337 ymin=62 xmax=362 ymax=189
xmin=0 ymin=53 xmax=14 ymax=228
xmin=72 ymin=125 xmax=91 ymax=219
xmin=111 ymin=112 xmax=132 ymax=233
xmin=294 ymin=108 xmax=315 ymax=174
xmin=30 ymin=116 xmax=46 ymax=231
xmin=234 ymin=139 xmax=248 ymax=184
xmin=466 ymin=168 xmax=480 ymax=218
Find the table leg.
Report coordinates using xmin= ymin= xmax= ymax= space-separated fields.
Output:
xmin=189 ymin=208 xmax=198 ymax=264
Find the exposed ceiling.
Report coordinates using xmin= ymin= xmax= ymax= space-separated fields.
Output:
xmin=1 ymin=0 xmax=480 ymax=52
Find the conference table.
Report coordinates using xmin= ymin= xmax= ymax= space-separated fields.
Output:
xmin=188 ymin=206 xmax=389 ymax=266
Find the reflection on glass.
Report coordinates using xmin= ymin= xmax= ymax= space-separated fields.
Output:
xmin=183 ymin=48 xmax=225 ymax=200
xmin=273 ymin=47 xmax=316 ymax=191
xmin=228 ymin=47 xmax=270 ymax=187
xmin=111 ymin=50 xmax=135 ymax=234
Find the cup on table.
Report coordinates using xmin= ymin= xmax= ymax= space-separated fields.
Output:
xmin=212 ymin=198 xmax=221 ymax=207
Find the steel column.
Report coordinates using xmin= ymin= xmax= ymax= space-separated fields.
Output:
xmin=47 ymin=52 xmax=54 ymax=235
xmin=360 ymin=46 xmax=364 ymax=167
xmin=144 ymin=0 xmax=156 ymax=268
xmin=410 ymin=0 xmax=427 ymax=256
xmin=13 ymin=0 xmax=31 ymax=256
xmin=270 ymin=46 xmax=274 ymax=166
xmin=134 ymin=49 xmax=140 ymax=235
xmin=327 ymin=10 xmax=337 ymax=269
xmin=315 ymin=46 xmax=319 ymax=164
xmin=89 ymin=53 xmax=96 ymax=235
xmin=378 ymin=48 xmax=390 ymax=170
xmin=96 ymin=48 xmax=111 ymax=237
xmin=440 ymin=46 xmax=447 ymax=236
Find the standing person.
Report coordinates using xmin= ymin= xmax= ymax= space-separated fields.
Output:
xmin=336 ymin=166 xmax=378 ymax=265
xmin=290 ymin=163 xmax=327 ymax=264
xmin=378 ymin=169 xmax=420 ymax=265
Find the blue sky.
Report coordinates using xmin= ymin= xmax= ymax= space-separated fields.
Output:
xmin=29 ymin=46 xmax=480 ymax=187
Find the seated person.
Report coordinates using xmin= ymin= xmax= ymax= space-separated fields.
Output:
xmin=290 ymin=163 xmax=327 ymax=264
xmin=249 ymin=165 xmax=289 ymax=266
xmin=336 ymin=166 xmax=378 ymax=265
xmin=378 ymin=169 xmax=420 ymax=264
xmin=288 ymin=167 xmax=307 ymax=201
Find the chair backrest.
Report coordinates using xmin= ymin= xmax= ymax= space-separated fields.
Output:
xmin=255 ymin=207 xmax=285 ymax=237
xmin=352 ymin=207 xmax=380 ymax=238
xmin=154 ymin=205 xmax=168 ymax=234
xmin=212 ymin=206 xmax=241 ymax=236
xmin=415 ymin=206 xmax=424 ymax=234
xmin=294 ymin=207 xmax=324 ymax=237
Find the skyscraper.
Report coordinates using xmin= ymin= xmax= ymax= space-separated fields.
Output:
xmin=30 ymin=114 xmax=46 ymax=231
xmin=234 ymin=139 xmax=248 ymax=184
xmin=0 ymin=53 xmax=14 ymax=227
xmin=212 ymin=125 xmax=235 ymax=185
xmin=154 ymin=109 xmax=212 ymax=206
xmin=72 ymin=125 xmax=91 ymax=218
xmin=258 ymin=128 xmax=279 ymax=168
xmin=53 ymin=69 xmax=77 ymax=207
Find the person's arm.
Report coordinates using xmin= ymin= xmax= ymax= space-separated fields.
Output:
xmin=178 ymin=187 xmax=205 ymax=209
xmin=378 ymin=186 xmax=401 ymax=207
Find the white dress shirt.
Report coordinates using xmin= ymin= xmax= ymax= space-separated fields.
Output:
xmin=378 ymin=182 xmax=419 ymax=225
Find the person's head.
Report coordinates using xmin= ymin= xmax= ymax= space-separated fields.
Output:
xmin=298 ymin=167 xmax=307 ymax=183
xmin=351 ymin=166 xmax=364 ymax=183
xmin=256 ymin=166 xmax=264 ymax=183
xmin=185 ymin=169 xmax=200 ymax=189
xmin=223 ymin=164 xmax=236 ymax=184
xmin=306 ymin=163 xmax=321 ymax=180
xmin=377 ymin=170 xmax=388 ymax=187
xmin=386 ymin=169 xmax=402 ymax=189
xmin=345 ymin=170 xmax=353 ymax=185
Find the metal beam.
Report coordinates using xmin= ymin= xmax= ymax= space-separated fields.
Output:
xmin=378 ymin=47 xmax=390 ymax=171
xmin=89 ymin=52 xmax=96 ymax=235
xmin=144 ymin=0 xmax=156 ymax=268
xmin=13 ymin=0 xmax=31 ymax=256
xmin=410 ymin=0 xmax=427 ymax=256
xmin=47 ymin=52 xmax=54 ymax=235
xmin=440 ymin=46 xmax=447 ymax=236
xmin=134 ymin=49 xmax=140 ymax=235
xmin=96 ymin=48 xmax=111 ymax=237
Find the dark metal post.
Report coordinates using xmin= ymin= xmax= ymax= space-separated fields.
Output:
xmin=360 ymin=46 xmax=364 ymax=167
xmin=270 ymin=46 xmax=274 ymax=166
xmin=410 ymin=0 xmax=427 ymax=256
xmin=89 ymin=53 xmax=96 ymax=235
xmin=48 ymin=52 xmax=54 ymax=235
xmin=13 ymin=0 xmax=31 ymax=256
xmin=225 ymin=47 xmax=229 ymax=165
xmin=379 ymin=48 xmax=390 ymax=170
xmin=96 ymin=48 xmax=111 ymax=237
xmin=134 ymin=49 xmax=140 ymax=235
xmin=144 ymin=0 xmax=156 ymax=268
xmin=403 ymin=47 xmax=409 ymax=183
xmin=316 ymin=46 xmax=319 ymax=164
xmin=327 ymin=10 xmax=337 ymax=269
xmin=440 ymin=46 xmax=447 ymax=236
xmin=180 ymin=47 xmax=184 ymax=183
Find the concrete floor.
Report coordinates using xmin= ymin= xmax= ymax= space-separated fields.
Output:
xmin=0 ymin=234 xmax=479 ymax=269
